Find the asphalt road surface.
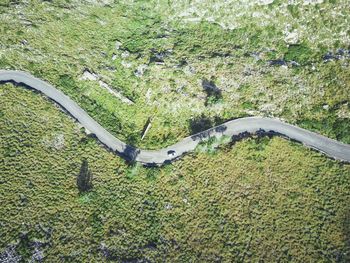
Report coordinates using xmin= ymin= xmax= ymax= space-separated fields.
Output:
xmin=1 ymin=70 xmax=349 ymax=165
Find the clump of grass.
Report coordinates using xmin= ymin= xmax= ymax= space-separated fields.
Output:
xmin=195 ymin=135 xmax=231 ymax=154
xmin=284 ymin=43 xmax=314 ymax=64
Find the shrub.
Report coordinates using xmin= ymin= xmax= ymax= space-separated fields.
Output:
xmin=77 ymin=159 xmax=93 ymax=193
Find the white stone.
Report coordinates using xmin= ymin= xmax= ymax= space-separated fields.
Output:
xmin=303 ymin=0 xmax=324 ymax=5
xmin=284 ymin=31 xmax=299 ymax=44
xmin=98 ymin=80 xmax=134 ymax=105
xmin=134 ymin=64 xmax=148 ymax=77
xmin=258 ymin=0 xmax=274 ymax=5
xmin=80 ymin=70 xmax=98 ymax=81
xmin=121 ymin=60 xmax=132 ymax=68
xmin=121 ymin=51 xmax=130 ymax=58
xmin=145 ymin=88 xmax=152 ymax=103
xmin=115 ymin=41 xmax=122 ymax=50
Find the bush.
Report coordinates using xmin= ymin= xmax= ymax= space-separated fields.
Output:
xmin=77 ymin=159 xmax=93 ymax=193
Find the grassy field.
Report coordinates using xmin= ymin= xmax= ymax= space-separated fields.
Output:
xmin=1 ymin=83 xmax=350 ymax=262
xmin=1 ymin=0 xmax=350 ymax=262
xmin=0 ymin=0 xmax=349 ymax=149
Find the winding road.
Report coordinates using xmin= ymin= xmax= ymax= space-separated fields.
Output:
xmin=1 ymin=70 xmax=350 ymax=165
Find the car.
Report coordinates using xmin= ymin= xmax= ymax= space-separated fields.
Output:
xmin=167 ymin=150 xmax=176 ymax=157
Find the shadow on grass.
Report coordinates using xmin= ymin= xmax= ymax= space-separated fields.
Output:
xmin=120 ymin=145 xmax=140 ymax=165
xmin=201 ymin=78 xmax=222 ymax=106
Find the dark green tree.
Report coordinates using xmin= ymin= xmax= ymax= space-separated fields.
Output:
xmin=77 ymin=159 xmax=93 ymax=193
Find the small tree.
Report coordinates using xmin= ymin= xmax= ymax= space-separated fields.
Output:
xmin=77 ymin=159 xmax=93 ymax=193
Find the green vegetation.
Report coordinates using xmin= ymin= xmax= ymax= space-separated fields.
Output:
xmin=284 ymin=44 xmax=314 ymax=65
xmin=77 ymin=159 xmax=93 ymax=193
xmin=1 ymin=82 xmax=350 ymax=262
xmin=195 ymin=135 xmax=231 ymax=155
xmin=1 ymin=0 xmax=350 ymax=261
xmin=0 ymin=0 xmax=349 ymax=149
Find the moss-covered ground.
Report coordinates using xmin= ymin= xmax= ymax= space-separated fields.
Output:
xmin=1 ymin=83 xmax=350 ymax=261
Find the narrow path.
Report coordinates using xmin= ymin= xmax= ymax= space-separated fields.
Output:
xmin=1 ymin=70 xmax=349 ymax=165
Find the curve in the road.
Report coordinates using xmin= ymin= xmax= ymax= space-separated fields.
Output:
xmin=1 ymin=70 xmax=350 ymax=165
